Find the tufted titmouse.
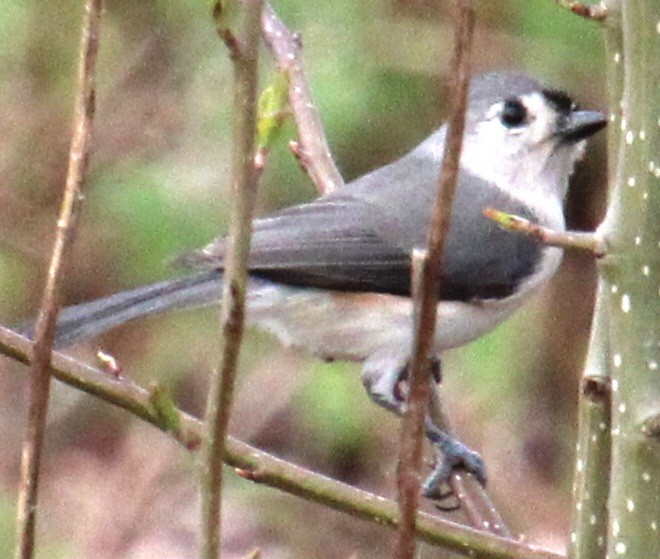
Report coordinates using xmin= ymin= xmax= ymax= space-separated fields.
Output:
xmin=25 ymin=72 xmax=606 ymax=495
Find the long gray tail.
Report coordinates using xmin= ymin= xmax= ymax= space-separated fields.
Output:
xmin=19 ymin=270 xmax=223 ymax=348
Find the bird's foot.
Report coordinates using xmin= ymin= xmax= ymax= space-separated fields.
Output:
xmin=422 ymin=426 xmax=486 ymax=502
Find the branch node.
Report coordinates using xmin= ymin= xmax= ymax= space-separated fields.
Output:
xmin=96 ymin=349 xmax=123 ymax=379
xmin=240 ymin=549 xmax=262 ymax=559
xmin=550 ymin=1 xmax=609 ymax=21
xmin=641 ymin=414 xmax=660 ymax=440
xmin=234 ymin=467 xmax=259 ymax=481
xmin=149 ymin=382 xmax=182 ymax=434
xmin=213 ymin=0 xmax=241 ymax=56
xmin=582 ymin=376 xmax=610 ymax=403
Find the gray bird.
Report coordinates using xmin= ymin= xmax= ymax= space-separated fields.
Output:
xmin=24 ymin=72 xmax=607 ymax=496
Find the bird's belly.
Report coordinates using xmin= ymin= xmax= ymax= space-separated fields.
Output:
xmin=245 ymin=281 xmax=528 ymax=362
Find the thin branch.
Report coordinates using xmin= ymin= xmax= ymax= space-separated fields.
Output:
xmin=549 ymin=1 xmax=609 ymax=20
xmin=14 ymin=2 xmax=102 ymax=559
xmin=408 ymin=0 xmax=506 ymax=531
xmin=259 ymin=0 xmax=505 ymax=541
xmin=420 ymin=0 xmax=474 ymax=387
xmin=0 ymin=327 xmax=564 ymax=559
xmin=395 ymin=0 xmax=508 ymax=550
xmin=203 ymin=2 xmax=264 ymax=558
xmin=392 ymin=0 xmax=508 ymax=539
xmin=261 ymin=3 xmax=344 ymax=194
xmin=394 ymin=250 xmax=435 ymax=559
xmin=484 ymin=208 xmax=608 ymax=257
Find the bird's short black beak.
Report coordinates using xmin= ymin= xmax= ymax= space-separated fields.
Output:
xmin=557 ymin=110 xmax=608 ymax=143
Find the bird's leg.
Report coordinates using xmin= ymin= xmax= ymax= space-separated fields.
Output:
xmin=361 ymin=354 xmax=486 ymax=502
xmin=360 ymin=353 xmax=408 ymax=413
xmin=421 ymin=417 xmax=486 ymax=500
xmin=429 ymin=356 xmax=443 ymax=384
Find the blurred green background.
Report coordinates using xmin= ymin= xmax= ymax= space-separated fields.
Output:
xmin=0 ymin=1 xmax=608 ymax=557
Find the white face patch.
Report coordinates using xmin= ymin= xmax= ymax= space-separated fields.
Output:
xmin=518 ymin=92 xmax=562 ymax=144
xmin=460 ymin=91 xmax=585 ymax=229
xmin=481 ymin=92 xmax=566 ymax=145
xmin=472 ymin=92 xmax=563 ymax=171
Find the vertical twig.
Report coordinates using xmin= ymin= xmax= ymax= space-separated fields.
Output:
xmin=424 ymin=2 xmax=510 ymax=536
xmin=392 ymin=2 xmax=475 ymax=558
xmin=394 ymin=250 xmax=435 ymax=559
xmin=13 ymin=2 xmax=102 ymax=559
xmin=202 ymin=1 xmax=264 ymax=558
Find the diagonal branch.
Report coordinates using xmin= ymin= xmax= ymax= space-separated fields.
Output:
xmin=483 ymin=208 xmax=608 ymax=256
xmin=261 ymin=3 xmax=344 ymax=194
xmin=14 ymin=2 xmax=102 ymax=559
xmin=427 ymin=389 xmax=510 ymax=536
xmin=0 ymin=326 xmax=563 ymax=559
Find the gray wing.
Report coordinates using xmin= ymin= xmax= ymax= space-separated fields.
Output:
xmin=189 ymin=194 xmax=414 ymax=295
xmin=185 ymin=155 xmax=546 ymax=301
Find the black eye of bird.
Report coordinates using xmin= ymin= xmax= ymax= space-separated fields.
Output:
xmin=500 ymin=99 xmax=527 ymax=128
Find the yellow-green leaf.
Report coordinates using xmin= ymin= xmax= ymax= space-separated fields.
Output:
xmin=257 ymin=71 xmax=290 ymax=149
xmin=149 ymin=382 xmax=181 ymax=434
